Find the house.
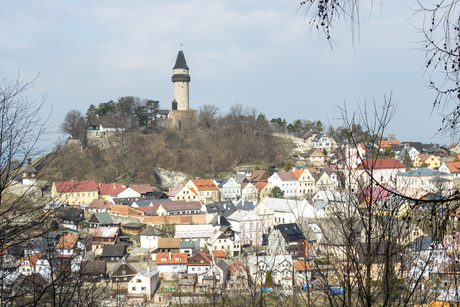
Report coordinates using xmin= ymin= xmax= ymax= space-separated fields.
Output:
xmin=127 ymin=269 xmax=160 ymax=303
xmin=414 ymin=154 xmax=441 ymax=169
xmin=51 ymin=180 xmax=99 ymax=206
xmin=354 ymin=242 xmax=404 ymax=281
xmin=378 ymin=140 xmax=401 ymax=152
xmin=185 ymin=179 xmax=220 ymax=204
xmin=87 ymin=115 xmax=125 ymax=147
xmin=19 ymin=253 xmax=42 ymax=275
xmin=213 ymin=177 xmax=241 ymax=201
xmin=84 ymin=211 xmax=117 ymax=228
xmin=227 ymin=260 xmax=248 ymax=290
xmin=98 ymin=183 xmax=127 ymax=200
xmin=121 ymin=223 xmax=147 ymax=234
xmin=128 ymin=184 xmax=155 ymax=198
xmin=24 ymin=239 xmax=53 ymax=256
xmin=205 ymin=201 xmax=236 ymax=218
xmin=196 ymin=259 xmax=229 ymax=291
xmin=206 ymin=231 xmax=233 ymax=257
xmin=227 ymin=210 xmax=263 ymax=247
xmin=268 ymin=171 xmax=299 ymax=198
xmin=156 ymin=252 xmax=188 ymax=274
xmin=268 ymin=223 xmax=308 ymax=259
xmin=99 ymin=244 xmax=128 ymax=262
xmin=443 ymin=232 xmax=460 ymax=252
xmin=440 ymin=162 xmax=460 ymax=178
xmin=58 ymin=207 xmax=85 ymax=230
xmin=302 ymin=129 xmax=319 ymax=143
xmin=249 ymin=255 xmax=294 ymax=288
xmin=109 ymin=258 xmax=137 ymax=285
xmin=311 ymin=132 xmax=334 ymax=150
xmin=300 ymin=148 xmax=325 ymax=166
xmin=91 ymin=226 xmax=123 ymax=253
xmin=167 ymin=184 xmax=198 ymax=201
xmin=241 ymin=182 xmax=258 ymax=202
xmin=156 ymin=200 xmax=202 ymax=216
xmin=249 ymin=170 xmax=270 ymax=183
xmin=396 ymin=168 xmax=453 ymax=198
xmin=254 ymin=182 xmax=274 ymax=201
xmin=151 ymin=238 xmax=181 ymax=257
xmin=140 ymin=225 xmax=162 ymax=249
xmin=295 ymin=168 xmax=316 ymax=198
xmin=398 ymin=146 xmax=419 ymax=160
xmin=87 ymin=198 xmax=111 ymax=213
xmin=187 ymin=250 xmax=212 ymax=274
xmin=55 ymin=233 xmax=89 ymax=272
xmin=180 ymin=240 xmax=201 ymax=256
xmin=81 ymin=260 xmax=107 ymax=282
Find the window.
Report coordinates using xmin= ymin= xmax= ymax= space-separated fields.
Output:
xmin=137 ymin=279 xmax=142 ymax=283
xmin=77 ymin=193 xmax=80 ymax=197
xmin=132 ymin=287 xmax=136 ymax=291
xmin=82 ymin=192 xmax=85 ymax=197
xmin=122 ymin=270 xmax=126 ymax=274
xmin=141 ymin=287 xmax=146 ymax=291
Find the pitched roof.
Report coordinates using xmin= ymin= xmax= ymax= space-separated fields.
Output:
xmin=216 ymin=259 xmax=230 ymax=271
xmin=87 ymin=212 xmax=114 ymax=224
xmin=259 ymin=198 xmax=299 ymax=213
xmin=101 ymin=244 xmax=126 ymax=257
xmin=92 ymin=226 xmax=120 ymax=238
xmin=108 ymin=258 xmax=137 ymax=277
xmin=56 ymin=235 xmax=79 ymax=250
xmin=378 ymin=140 xmax=401 ymax=148
xmin=98 ymin=183 xmax=126 ymax=196
xmin=272 ymin=223 xmax=306 ymax=242
xmin=88 ymin=198 xmax=112 ymax=209
xmin=167 ymin=185 xmax=186 ymax=197
xmin=129 ymin=184 xmax=153 ymax=194
xmin=21 ymin=253 xmax=43 ymax=266
xmin=228 ymin=259 xmax=246 ymax=274
xmin=81 ymin=260 xmax=106 ymax=274
xmin=416 ymin=154 xmax=435 ymax=162
xmin=291 ymin=169 xmax=304 ymax=179
xmin=158 ymin=238 xmax=181 ymax=249
xmin=54 ymin=180 xmax=98 ymax=192
xmin=188 ymin=250 xmax=212 ymax=265
xmin=156 ymin=252 xmax=188 ymax=264
xmin=139 ymin=268 xmax=159 ymax=278
xmin=398 ymin=168 xmax=450 ymax=177
xmin=159 ymin=201 xmax=202 ymax=212
xmin=302 ymin=129 xmax=318 ymax=139
xmin=443 ymin=162 xmax=460 ymax=173
xmin=190 ymin=179 xmax=219 ymax=190
xmin=293 ymin=261 xmax=311 ymax=271
xmin=357 ymin=158 xmax=405 ymax=169
xmin=213 ymin=250 xmax=226 ymax=258
xmin=275 ymin=171 xmax=298 ymax=181
xmin=249 ymin=170 xmax=269 ymax=182
xmin=254 ymin=182 xmax=269 ymax=191
xmin=175 ymin=224 xmax=214 ymax=239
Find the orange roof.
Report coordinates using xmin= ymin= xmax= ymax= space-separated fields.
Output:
xmin=444 ymin=162 xmax=460 ymax=173
xmin=291 ymin=169 xmax=304 ymax=179
xmin=254 ymin=182 xmax=268 ymax=191
xmin=56 ymin=234 xmax=79 ymax=249
xmin=21 ymin=253 xmax=43 ymax=267
xmin=190 ymin=179 xmax=218 ymax=190
xmin=378 ymin=140 xmax=400 ymax=148
xmin=358 ymin=158 xmax=405 ymax=169
xmin=54 ymin=180 xmax=98 ymax=193
xmin=293 ymin=261 xmax=311 ymax=271
xmin=156 ymin=252 xmax=188 ymax=264
xmin=158 ymin=238 xmax=181 ymax=249
xmin=213 ymin=250 xmax=226 ymax=258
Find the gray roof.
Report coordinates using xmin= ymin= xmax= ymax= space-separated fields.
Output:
xmin=139 ymin=268 xmax=159 ymax=278
xmin=234 ymin=200 xmax=255 ymax=211
xmin=180 ymin=240 xmax=200 ymax=249
xmin=259 ymin=198 xmax=299 ymax=213
xmin=108 ymin=258 xmax=137 ymax=277
xmin=173 ymin=50 xmax=189 ymax=69
xmin=140 ymin=225 xmax=162 ymax=236
xmin=86 ymin=212 xmax=113 ymax=224
xmin=101 ymin=244 xmax=126 ymax=257
xmin=216 ymin=259 xmax=230 ymax=272
xmin=398 ymin=168 xmax=451 ymax=177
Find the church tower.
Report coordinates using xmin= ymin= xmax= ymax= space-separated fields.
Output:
xmin=171 ymin=50 xmax=190 ymax=111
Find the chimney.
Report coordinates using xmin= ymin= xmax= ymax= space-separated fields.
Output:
xmin=238 ymin=209 xmax=240 ymax=213
xmin=292 ymin=167 xmax=296 ymax=172
xmin=169 ymin=251 xmax=172 ymax=260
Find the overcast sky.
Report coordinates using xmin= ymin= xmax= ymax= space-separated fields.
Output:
xmin=0 ymin=0 xmax=452 ymax=149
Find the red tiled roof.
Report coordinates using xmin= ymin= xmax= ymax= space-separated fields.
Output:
xmin=229 ymin=260 xmax=246 ymax=274
xmin=254 ymin=182 xmax=268 ymax=191
xmin=417 ymin=154 xmax=434 ymax=162
xmin=213 ymin=250 xmax=225 ymax=258
xmin=378 ymin=140 xmax=400 ymax=148
xmin=160 ymin=201 xmax=202 ymax=211
xmin=444 ymin=162 xmax=460 ymax=173
xmin=56 ymin=234 xmax=79 ymax=249
xmin=129 ymin=184 xmax=153 ymax=194
xmin=88 ymin=198 xmax=112 ymax=209
xmin=21 ymin=253 xmax=43 ymax=267
xmin=358 ymin=158 xmax=405 ymax=169
xmin=98 ymin=183 xmax=126 ymax=196
xmin=54 ymin=180 xmax=98 ymax=193
xmin=156 ymin=252 xmax=188 ymax=264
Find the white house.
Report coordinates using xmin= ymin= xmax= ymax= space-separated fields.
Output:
xmin=140 ymin=225 xmax=162 ymax=249
xmin=268 ymin=172 xmax=299 ymax=198
xmin=127 ymin=269 xmax=160 ymax=302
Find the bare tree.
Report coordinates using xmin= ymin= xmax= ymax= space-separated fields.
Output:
xmin=59 ymin=109 xmax=87 ymax=143
xmin=199 ymin=104 xmax=220 ymax=129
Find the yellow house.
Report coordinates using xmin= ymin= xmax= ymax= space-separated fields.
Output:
xmin=375 ymin=201 xmax=411 ymax=219
xmin=51 ymin=180 xmax=99 ymax=206
xmin=414 ymin=154 xmax=440 ymax=169
xmin=254 ymin=182 xmax=274 ymax=201
xmin=296 ymin=169 xmax=316 ymax=197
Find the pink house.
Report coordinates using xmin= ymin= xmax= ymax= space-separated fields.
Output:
xmin=228 ymin=211 xmax=263 ymax=246
xmin=443 ymin=232 xmax=460 ymax=252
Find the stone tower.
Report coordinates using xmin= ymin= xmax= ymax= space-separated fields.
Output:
xmin=171 ymin=50 xmax=190 ymax=111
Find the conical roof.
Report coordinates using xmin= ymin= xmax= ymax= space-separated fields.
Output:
xmin=173 ymin=50 xmax=188 ymax=69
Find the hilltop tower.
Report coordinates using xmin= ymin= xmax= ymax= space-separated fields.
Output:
xmin=172 ymin=50 xmax=190 ymax=111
